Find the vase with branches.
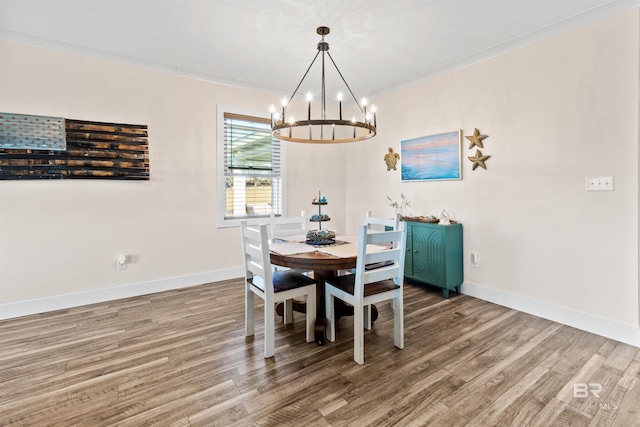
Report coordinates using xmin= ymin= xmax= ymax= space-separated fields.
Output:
xmin=387 ymin=194 xmax=411 ymax=217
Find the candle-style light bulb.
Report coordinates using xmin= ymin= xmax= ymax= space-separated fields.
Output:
xmin=337 ymin=92 xmax=343 ymax=120
xmin=352 ymin=116 xmax=356 ymax=138
xmin=281 ymin=97 xmax=288 ymax=124
xmin=306 ymin=92 xmax=312 ymax=120
xmin=371 ymin=104 xmax=377 ymax=127
xmin=361 ymin=98 xmax=368 ymax=122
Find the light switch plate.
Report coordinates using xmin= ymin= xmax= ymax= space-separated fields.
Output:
xmin=586 ymin=176 xmax=614 ymax=191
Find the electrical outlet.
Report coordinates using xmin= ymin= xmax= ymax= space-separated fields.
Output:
xmin=117 ymin=255 xmax=128 ymax=270
xmin=586 ymin=176 xmax=614 ymax=191
xmin=470 ymin=252 xmax=479 ymax=267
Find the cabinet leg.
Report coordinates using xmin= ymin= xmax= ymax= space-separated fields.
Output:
xmin=443 ymin=289 xmax=450 ymax=299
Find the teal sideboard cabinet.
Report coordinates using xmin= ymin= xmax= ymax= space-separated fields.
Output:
xmin=403 ymin=220 xmax=463 ymax=298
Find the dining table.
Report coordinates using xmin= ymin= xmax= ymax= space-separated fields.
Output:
xmin=269 ymin=235 xmax=384 ymax=345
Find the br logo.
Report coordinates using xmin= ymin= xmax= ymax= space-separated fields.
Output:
xmin=574 ymin=383 xmax=602 ymax=398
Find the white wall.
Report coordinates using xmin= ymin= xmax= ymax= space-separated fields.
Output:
xmin=1 ymin=10 xmax=639 ymax=346
xmin=0 ymin=40 xmax=348 ymax=310
xmin=345 ymin=10 xmax=640 ymax=329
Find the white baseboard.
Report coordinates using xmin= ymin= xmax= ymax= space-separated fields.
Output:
xmin=0 ymin=268 xmax=244 ymax=320
xmin=462 ymin=281 xmax=640 ymax=348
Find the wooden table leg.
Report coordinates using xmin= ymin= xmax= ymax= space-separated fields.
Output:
xmin=313 ymin=270 xmax=334 ymax=345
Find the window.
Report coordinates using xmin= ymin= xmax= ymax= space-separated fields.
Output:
xmin=217 ymin=106 xmax=285 ymax=227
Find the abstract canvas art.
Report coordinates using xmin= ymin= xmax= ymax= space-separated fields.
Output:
xmin=401 ymin=130 xmax=461 ymax=181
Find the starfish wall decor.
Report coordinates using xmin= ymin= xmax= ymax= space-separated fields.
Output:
xmin=465 ymin=128 xmax=487 ymax=148
xmin=466 ymin=128 xmax=491 ymax=171
xmin=468 ymin=149 xmax=491 ymax=170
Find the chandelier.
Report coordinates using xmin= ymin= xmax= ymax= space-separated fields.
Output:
xmin=270 ymin=26 xmax=377 ymax=144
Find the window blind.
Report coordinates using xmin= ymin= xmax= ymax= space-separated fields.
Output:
xmin=223 ymin=113 xmax=282 ymax=219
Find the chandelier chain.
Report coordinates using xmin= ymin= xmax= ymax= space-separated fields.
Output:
xmin=326 ymin=52 xmax=364 ymax=114
xmin=287 ymin=51 xmax=321 ymax=107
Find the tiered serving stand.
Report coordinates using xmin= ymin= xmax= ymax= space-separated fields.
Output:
xmin=306 ymin=191 xmax=335 ymax=245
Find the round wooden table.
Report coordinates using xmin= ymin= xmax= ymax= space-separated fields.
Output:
xmin=270 ymin=250 xmax=378 ymax=345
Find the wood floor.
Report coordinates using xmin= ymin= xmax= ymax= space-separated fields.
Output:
xmin=1 ymin=278 xmax=639 ymax=427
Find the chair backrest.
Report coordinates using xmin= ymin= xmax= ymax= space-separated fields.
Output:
xmin=246 ymin=203 xmax=272 ymax=215
xmin=271 ymin=211 xmax=307 ymax=240
xmin=365 ymin=211 xmax=401 ymax=232
xmin=240 ymin=221 xmax=274 ymax=297
xmin=244 ymin=213 xmax=276 ymax=239
xmin=353 ymin=222 xmax=407 ymax=299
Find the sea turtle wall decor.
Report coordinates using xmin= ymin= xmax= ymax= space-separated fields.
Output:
xmin=384 ymin=147 xmax=400 ymax=171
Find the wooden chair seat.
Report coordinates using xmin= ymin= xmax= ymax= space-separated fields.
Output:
xmin=364 ymin=260 xmax=395 ymax=271
xmin=249 ymin=270 xmax=316 ymax=293
xmin=321 ymin=274 xmax=399 ymax=297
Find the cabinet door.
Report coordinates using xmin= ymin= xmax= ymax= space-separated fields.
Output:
xmin=411 ymin=225 xmax=446 ymax=286
xmin=404 ymin=224 xmax=413 ymax=275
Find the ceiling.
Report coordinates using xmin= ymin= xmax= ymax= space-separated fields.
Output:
xmin=1 ymin=0 xmax=638 ymax=101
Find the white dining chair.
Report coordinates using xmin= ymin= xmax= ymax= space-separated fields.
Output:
xmin=356 ymin=212 xmax=403 ymax=325
xmin=244 ymin=211 xmax=307 ymax=241
xmin=363 ymin=211 xmax=402 ymax=271
xmin=325 ymin=222 xmax=407 ymax=364
xmin=240 ymin=221 xmax=316 ymax=358
xmin=365 ymin=211 xmax=401 ymax=232
xmin=269 ymin=211 xmax=312 ymax=322
xmin=271 ymin=210 xmax=307 ymax=240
